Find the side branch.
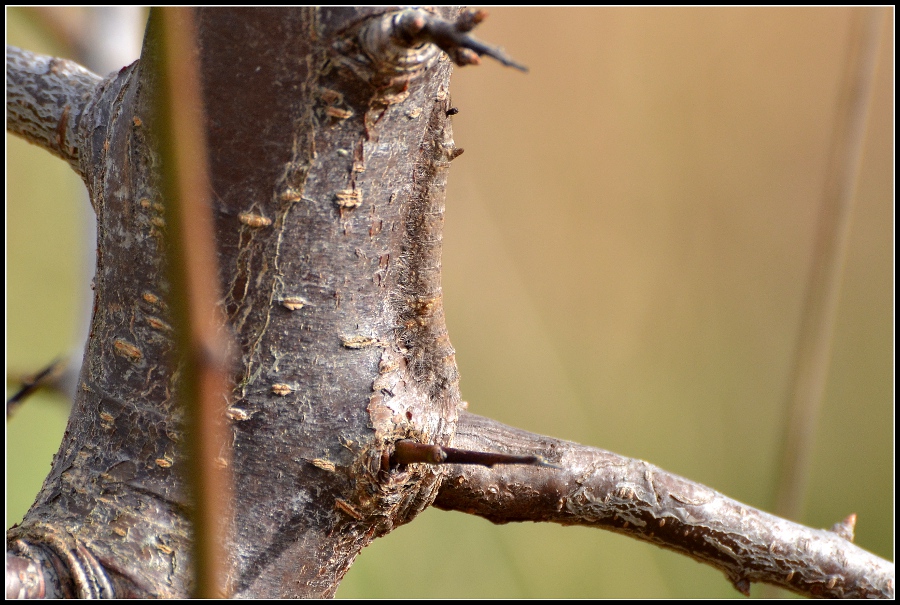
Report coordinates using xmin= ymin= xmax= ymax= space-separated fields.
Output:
xmin=434 ymin=412 xmax=894 ymax=598
xmin=6 ymin=45 xmax=102 ymax=175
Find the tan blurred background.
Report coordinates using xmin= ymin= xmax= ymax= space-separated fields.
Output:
xmin=8 ymin=7 xmax=893 ymax=598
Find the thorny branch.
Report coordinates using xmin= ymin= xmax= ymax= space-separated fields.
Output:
xmin=434 ymin=413 xmax=894 ymax=599
xmin=5 ymin=7 xmax=893 ymax=599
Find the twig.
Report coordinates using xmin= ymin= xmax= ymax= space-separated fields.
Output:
xmin=772 ymin=7 xmax=885 ymax=521
xmin=6 ymin=357 xmax=67 ymax=418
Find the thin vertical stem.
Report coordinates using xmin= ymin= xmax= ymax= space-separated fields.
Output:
xmin=154 ymin=7 xmax=234 ymax=598
xmin=772 ymin=8 xmax=884 ymax=521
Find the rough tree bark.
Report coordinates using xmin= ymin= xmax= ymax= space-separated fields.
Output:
xmin=6 ymin=7 xmax=893 ymax=599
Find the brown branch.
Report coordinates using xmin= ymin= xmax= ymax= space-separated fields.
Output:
xmin=434 ymin=412 xmax=894 ymax=599
xmin=152 ymin=7 xmax=235 ymax=598
xmin=772 ymin=7 xmax=885 ymax=521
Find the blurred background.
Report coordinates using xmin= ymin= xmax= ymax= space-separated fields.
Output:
xmin=7 ymin=7 xmax=893 ymax=598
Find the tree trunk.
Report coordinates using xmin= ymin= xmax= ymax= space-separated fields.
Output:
xmin=6 ymin=7 xmax=893 ymax=599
